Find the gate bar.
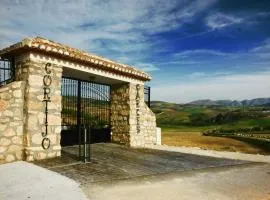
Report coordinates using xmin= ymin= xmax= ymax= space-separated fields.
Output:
xmin=77 ymin=81 xmax=82 ymax=160
xmin=82 ymin=125 xmax=91 ymax=163
xmin=84 ymin=126 xmax=87 ymax=163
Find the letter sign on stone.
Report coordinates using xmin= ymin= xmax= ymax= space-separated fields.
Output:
xmin=41 ymin=63 xmax=52 ymax=150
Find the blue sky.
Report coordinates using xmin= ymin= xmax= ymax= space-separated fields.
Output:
xmin=0 ymin=0 xmax=270 ymax=103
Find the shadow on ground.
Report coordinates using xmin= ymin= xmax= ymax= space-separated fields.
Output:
xmin=34 ymin=143 xmax=251 ymax=185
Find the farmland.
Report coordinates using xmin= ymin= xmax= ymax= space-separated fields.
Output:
xmin=151 ymin=101 xmax=270 ymax=154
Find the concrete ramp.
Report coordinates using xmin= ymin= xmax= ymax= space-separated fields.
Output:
xmin=0 ymin=161 xmax=88 ymax=200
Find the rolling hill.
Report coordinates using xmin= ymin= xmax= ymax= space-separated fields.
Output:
xmin=188 ymin=98 xmax=270 ymax=106
xmin=150 ymin=99 xmax=270 ymax=130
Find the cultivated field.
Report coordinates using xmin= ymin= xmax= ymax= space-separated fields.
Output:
xmin=161 ymin=127 xmax=268 ymax=154
xmin=152 ymin=102 xmax=270 ymax=154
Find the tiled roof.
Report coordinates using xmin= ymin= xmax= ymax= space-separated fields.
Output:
xmin=0 ymin=37 xmax=151 ymax=81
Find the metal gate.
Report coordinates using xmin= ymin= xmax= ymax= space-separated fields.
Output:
xmin=61 ymin=77 xmax=111 ymax=162
xmin=0 ymin=57 xmax=14 ymax=87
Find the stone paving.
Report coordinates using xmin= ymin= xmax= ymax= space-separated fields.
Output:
xmin=34 ymin=143 xmax=251 ymax=185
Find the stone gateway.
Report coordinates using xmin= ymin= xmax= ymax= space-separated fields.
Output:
xmin=0 ymin=37 xmax=157 ymax=163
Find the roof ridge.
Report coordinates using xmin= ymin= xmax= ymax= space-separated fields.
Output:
xmin=0 ymin=36 xmax=151 ymax=81
xmin=33 ymin=37 xmax=138 ymax=71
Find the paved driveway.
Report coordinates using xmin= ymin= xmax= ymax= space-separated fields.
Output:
xmin=84 ymin=163 xmax=270 ymax=200
xmin=0 ymin=161 xmax=88 ymax=200
xmin=34 ymin=143 xmax=250 ymax=185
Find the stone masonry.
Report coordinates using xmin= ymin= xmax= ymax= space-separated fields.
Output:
xmin=16 ymin=55 xmax=62 ymax=161
xmin=111 ymin=83 xmax=156 ymax=147
xmin=0 ymin=54 xmax=62 ymax=163
xmin=0 ymin=53 xmax=156 ymax=164
xmin=0 ymin=81 xmax=25 ymax=163
xmin=111 ymin=84 xmax=130 ymax=144
xmin=0 ymin=37 xmax=157 ymax=163
xmin=130 ymin=83 xmax=156 ymax=147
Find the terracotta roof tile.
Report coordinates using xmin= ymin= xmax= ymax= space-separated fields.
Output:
xmin=0 ymin=37 xmax=151 ymax=81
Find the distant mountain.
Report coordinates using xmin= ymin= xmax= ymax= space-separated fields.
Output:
xmin=188 ymin=98 xmax=270 ymax=106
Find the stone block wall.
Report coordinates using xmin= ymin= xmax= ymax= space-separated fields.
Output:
xmin=0 ymin=55 xmax=62 ymax=163
xmin=141 ymin=104 xmax=157 ymax=145
xmin=0 ymin=81 xmax=25 ymax=163
xmin=111 ymin=83 xmax=130 ymax=144
xmin=16 ymin=58 xmax=62 ymax=161
xmin=1 ymin=51 xmax=156 ymax=163
xmin=129 ymin=84 xmax=157 ymax=147
xmin=111 ymin=83 xmax=157 ymax=147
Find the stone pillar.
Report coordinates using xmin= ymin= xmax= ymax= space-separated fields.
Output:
xmin=15 ymin=54 xmax=62 ymax=161
xmin=110 ymin=83 xmax=130 ymax=144
xmin=110 ymin=82 xmax=157 ymax=147
xmin=129 ymin=83 xmax=157 ymax=147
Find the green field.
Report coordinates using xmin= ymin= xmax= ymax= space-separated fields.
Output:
xmin=152 ymin=101 xmax=270 ymax=154
xmin=152 ymin=101 xmax=270 ymax=133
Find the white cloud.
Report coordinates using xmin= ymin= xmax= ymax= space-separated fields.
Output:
xmin=213 ymin=71 xmax=232 ymax=76
xmin=170 ymin=41 xmax=270 ymax=68
xmin=257 ymin=12 xmax=270 ymax=17
xmin=157 ymin=60 xmax=201 ymax=65
xmin=248 ymin=38 xmax=270 ymax=61
xmin=174 ymin=49 xmax=232 ymax=57
xmin=186 ymin=71 xmax=234 ymax=79
xmin=0 ymin=0 xmax=218 ymax=63
xmin=152 ymin=71 xmax=270 ymax=103
xmin=205 ymin=12 xmax=244 ymax=30
xmin=104 ymin=23 xmax=133 ymax=32
xmin=3 ymin=0 xmax=269 ymax=104
xmin=135 ymin=63 xmax=159 ymax=72
xmin=188 ymin=71 xmax=233 ymax=78
xmin=251 ymin=38 xmax=270 ymax=53
xmin=188 ymin=72 xmax=207 ymax=78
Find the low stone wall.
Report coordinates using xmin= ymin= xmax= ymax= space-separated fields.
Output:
xmin=0 ymin=81 xmax=25 ymax=163
xmin=139 ymin=102 xmax=157 ymax=146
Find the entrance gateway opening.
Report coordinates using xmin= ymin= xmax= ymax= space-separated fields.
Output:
xmin=0 ymin=37 xmax=157 ymax=164
xmin=60 ymin=76 xmax=111 ymax=162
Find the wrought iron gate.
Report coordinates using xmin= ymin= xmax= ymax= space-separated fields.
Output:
xmin=0 ymin=57 xmax=14 ymax=87
xmin=61 ymin=77 xmax=111 ymax=162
